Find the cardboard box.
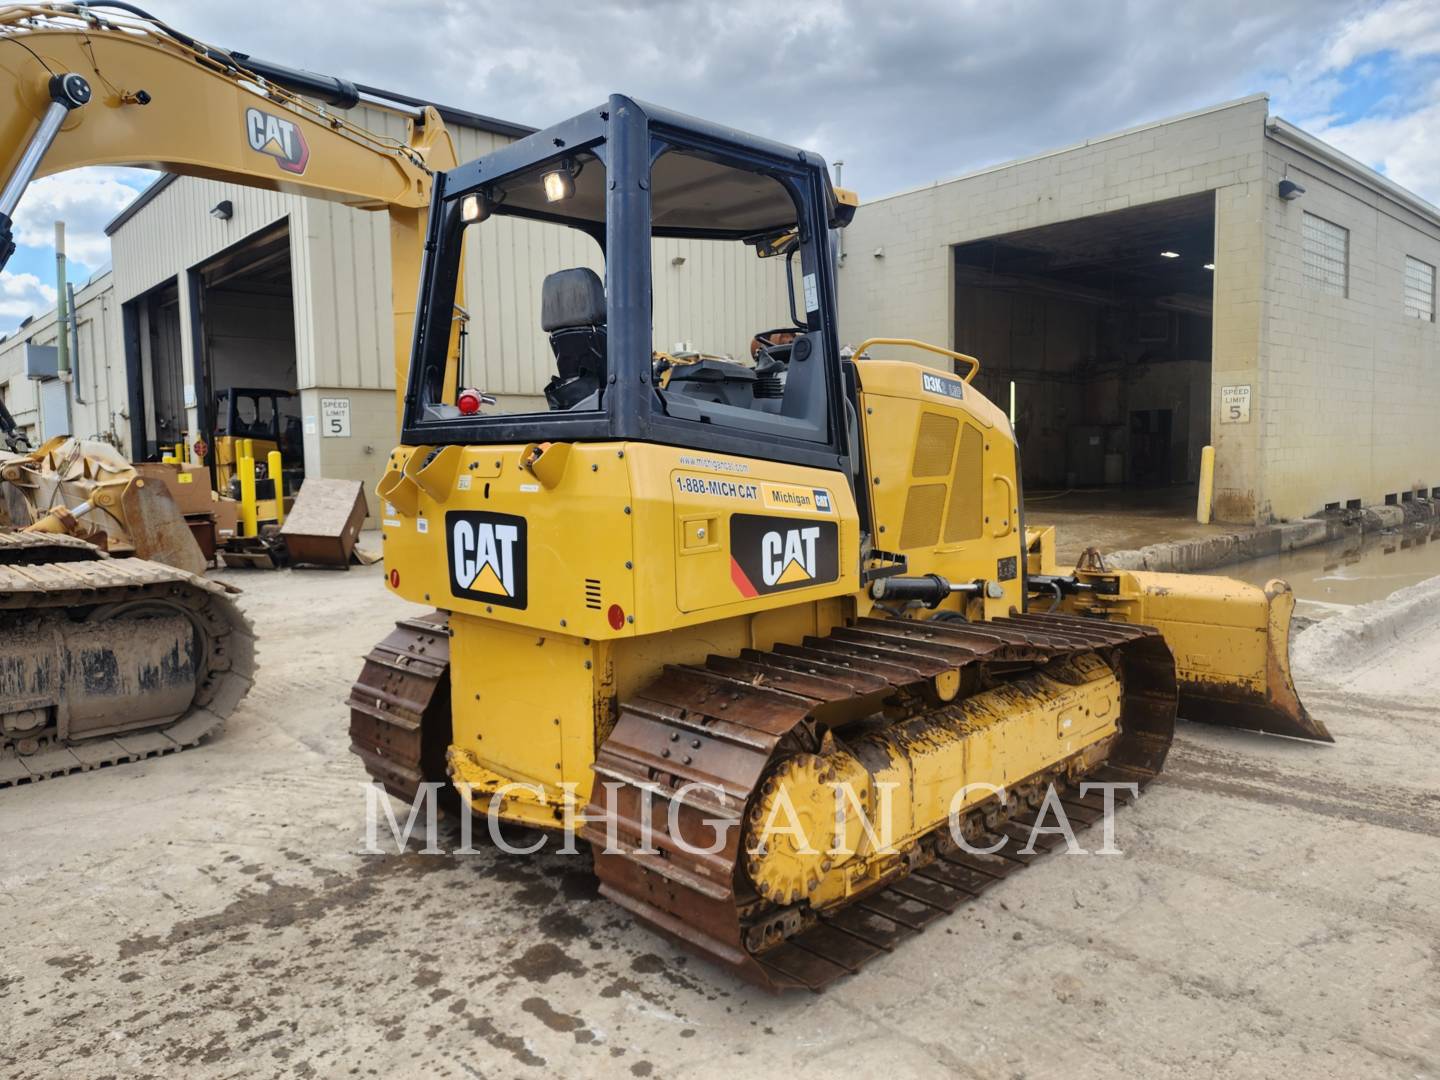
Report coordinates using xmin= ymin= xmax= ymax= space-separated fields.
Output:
xmin=213 ymin=496 xmax=240 ymax=540
xmin=135 ymin=462 xmax=216 ymax=517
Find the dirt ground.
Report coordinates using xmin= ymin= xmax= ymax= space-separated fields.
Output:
xmin=2 ymin=556 xmax=1438 ymax=1080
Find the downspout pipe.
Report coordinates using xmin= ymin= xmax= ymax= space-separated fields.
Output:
xmin=55 ymin=221 xmax=73 ymax=434
xmin=68 ymin=281 xmax=85 ymax=405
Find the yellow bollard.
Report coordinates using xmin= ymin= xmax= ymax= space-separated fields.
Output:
xmin=239 ymin=455 xmax=259 ymax=538
xmin=1197 ymin=445 xmax=1215 ymax=525
xmin=241 ymin=438 xmax=254 ymax=462
xmin=267 ymin=450 xmax=285 ymax=526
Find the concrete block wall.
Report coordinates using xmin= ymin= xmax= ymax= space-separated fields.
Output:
xmin=838 ymin=96 xmax=1269 ymax=355
xmin=1257 ymin=138 xmax=1440 ymax=520
xmin=299 ymin=387 xmax=394 ymax=510
xmin=1209 ymin=179 xmax=1268 ymax=522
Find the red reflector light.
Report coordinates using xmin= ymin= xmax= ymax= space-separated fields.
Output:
xmin=389 ymin=569 xmax=400 ymax=588
xmin=607 ymin=604 xmax=626 ymax=630
xmin=457 ymin=389 xmax=482 ymax=415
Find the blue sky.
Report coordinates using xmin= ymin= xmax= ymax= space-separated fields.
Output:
xmin=4 ymin=0 xmax=1439 ymax=335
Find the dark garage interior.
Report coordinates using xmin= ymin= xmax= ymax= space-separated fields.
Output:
xmin=953 ymin=192 xmax=1216 ymax=493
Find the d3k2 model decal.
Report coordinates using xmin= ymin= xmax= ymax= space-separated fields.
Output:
xmin=729 ymin=513 xmax=839 ymax=597
xmin=447 ymin=511 xmax=527 ymax=608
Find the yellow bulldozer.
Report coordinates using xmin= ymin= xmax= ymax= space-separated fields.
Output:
xmin=353 ymin=97 xmax=1326 ymax=989
xmin=2 ymin=3 xmax=1322 ymax=988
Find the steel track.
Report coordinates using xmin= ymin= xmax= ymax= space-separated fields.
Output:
xmin=0 ymin=552 xmax=256 ymax=786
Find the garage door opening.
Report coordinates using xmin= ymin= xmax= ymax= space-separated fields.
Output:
xmin=192 ymin=221 xmax=305 ymax=498
xmin=953 ymin=192 xmax=1215 ymax=518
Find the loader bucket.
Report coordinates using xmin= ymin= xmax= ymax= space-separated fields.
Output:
xmin=117 ymin=477 xmax=208 ymax=576
xmin=1087 ymin=570 xmax=1330 ymax=742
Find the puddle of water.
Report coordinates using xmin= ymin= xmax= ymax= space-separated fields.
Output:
xmin=1223 ymin=520 xmax=1440 ymax=620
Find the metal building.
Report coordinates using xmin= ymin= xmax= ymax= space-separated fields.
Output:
xmin=838 ymin=95 xmax=1440 ymax=524
xmin=0 ymin=267 xmax=121 ymax=446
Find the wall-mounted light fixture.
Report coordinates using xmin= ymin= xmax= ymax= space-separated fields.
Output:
xmin=671 ymin=255 xmax=686 ymax=267
xmin=1278 ymin=179 xmax=1306 ymax=201
xmin=210 ymin=200 xmax=234 ymax=221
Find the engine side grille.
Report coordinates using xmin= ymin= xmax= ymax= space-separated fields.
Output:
xmin=899 ymin=483 xmax=948 ymax=549
xmin=911 ymin=412 xmax=958 ymax=478
xmin=943 ymin=424 xmax=984 ymax=544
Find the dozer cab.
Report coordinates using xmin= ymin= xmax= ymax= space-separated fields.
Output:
xmin=353 ymin=96 xmax=1325 ymax=991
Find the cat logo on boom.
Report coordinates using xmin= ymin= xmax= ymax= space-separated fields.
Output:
xmin=447 ymin=511 xmax=528 ymax=608
xmin=728 ymin=513 xmax=839 ymax=597
xmin=245 ymin=107 xmax=310 ymax=174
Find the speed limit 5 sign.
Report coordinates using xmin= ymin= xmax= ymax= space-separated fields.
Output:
xmin=321 ymin=397 xmax=351 ymax=437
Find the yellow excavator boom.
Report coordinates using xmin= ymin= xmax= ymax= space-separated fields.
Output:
xmin=0 ymin=1 xmax=460 ymax=402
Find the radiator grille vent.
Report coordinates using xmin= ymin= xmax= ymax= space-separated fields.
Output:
xmin=911 ymin=412 xmax=958 ymax=477
xmin=584 ymin=579 xmax=603 ymax=610
xmin=944 ymin=424 xmax=984 ymax=544
xmin=900 ymin=483 xmax=948 ymax=549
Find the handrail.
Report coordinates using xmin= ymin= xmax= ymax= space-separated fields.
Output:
xmin=849 ymin=338 xmax=981 ymax=383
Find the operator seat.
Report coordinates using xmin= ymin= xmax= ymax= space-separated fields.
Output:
xmin=541 ymin=267 xmax=607 ymax=411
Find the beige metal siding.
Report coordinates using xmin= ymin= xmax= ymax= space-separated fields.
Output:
xmin=0 ymin=271 xmax=127 ymax=446
xmin=304 ymin=198 xmax=391 ymax=389
xmin=652 ymin=237 xmax=790 ymax=359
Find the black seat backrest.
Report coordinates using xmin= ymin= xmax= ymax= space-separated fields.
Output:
xmin=541 ymin=268 xmax=607 ymax=411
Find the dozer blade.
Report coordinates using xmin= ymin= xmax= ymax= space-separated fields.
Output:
xmin=1066 ymin=568 xmax=1329 ymax=742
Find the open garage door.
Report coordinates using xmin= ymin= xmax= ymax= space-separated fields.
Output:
xmin=192 ymin=221 xmax=305 ymax=496
xmin=953 ymin=193 xmax=1215 ymax=518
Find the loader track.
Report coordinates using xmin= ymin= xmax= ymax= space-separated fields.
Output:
xmin=585 ymin=612 xmax=1176 ymax=991
xmin=0 ymin=552 xmax=256 ymax=787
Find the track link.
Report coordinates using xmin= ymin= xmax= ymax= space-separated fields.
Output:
xmin=0 ymin=553 xmax=256 ymax=787
xmin=347 ymin=611 xmax=452 ymax=801
xmin=585 ymin=612 xmax=1176 ymax=991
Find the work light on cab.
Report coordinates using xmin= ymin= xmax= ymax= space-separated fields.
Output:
xmin=543 ymin=169 xmax=574 ymax=202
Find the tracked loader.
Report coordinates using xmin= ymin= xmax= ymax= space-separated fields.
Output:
xmin=0 ymin=439 xmax=257 ymax=785
xmin=350 ymin=96 xmax=1326 ymax=990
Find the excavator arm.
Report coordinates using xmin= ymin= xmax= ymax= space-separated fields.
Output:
xmin=0 ymin=1 xmax=460 ymax=398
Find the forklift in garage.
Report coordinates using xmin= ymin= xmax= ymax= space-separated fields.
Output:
xmin=210 ymin=386 xmax=304 ymax=524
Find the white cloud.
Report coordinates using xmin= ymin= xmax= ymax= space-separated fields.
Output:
xmin=1308 ymin=94 xmax=1440 ymax=204
xmin=132 ymin=0 xmax=1362 ymax=198
xmin=0 ymin=271 xmax=58 ymax=324
xmin=1325 ymin=0 xmax=1440 ymax=68
xmin=10 ymin=167 xmax=149 ymax=269
xmin=1283 ymin=0 xmax=1440 ymax=205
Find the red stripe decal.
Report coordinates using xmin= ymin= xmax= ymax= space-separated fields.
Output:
xmin=730 ymin=556 xmax=758 ymax=598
